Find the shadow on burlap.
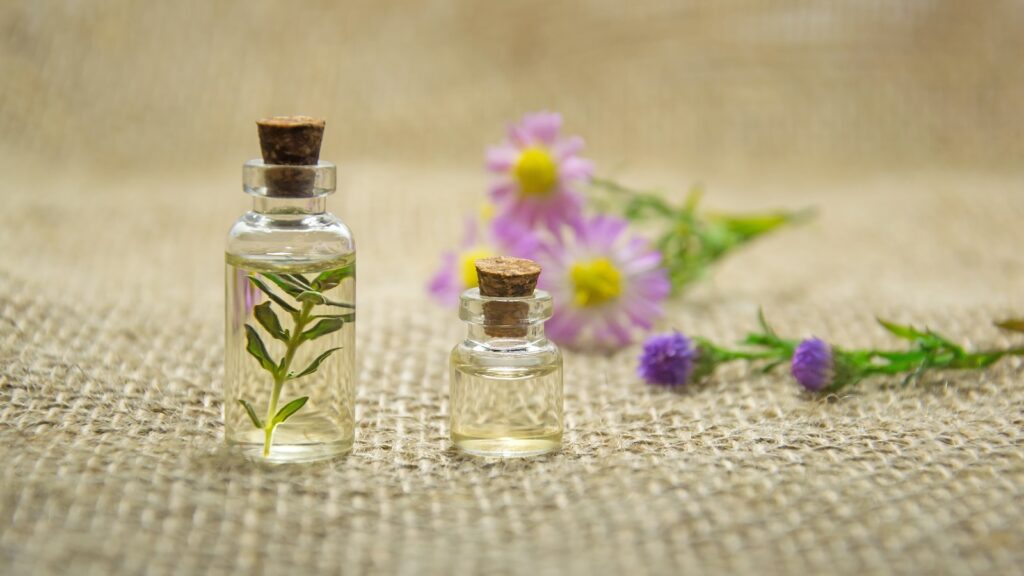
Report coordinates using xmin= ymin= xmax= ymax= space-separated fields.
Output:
xmin=2 ymin=2 xmax=1024 ymax=575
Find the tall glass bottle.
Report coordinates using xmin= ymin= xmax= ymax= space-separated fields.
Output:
xmin=449 ymin=257 xmax=563 ymax=457
xmin=225 ymin=117 xmax=355 ymax=462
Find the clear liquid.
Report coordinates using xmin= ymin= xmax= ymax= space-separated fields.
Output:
xmin=450 ymin=361 xmax=563 ymax=457
xmin=225 ymin=253 xmax=355 ymax=462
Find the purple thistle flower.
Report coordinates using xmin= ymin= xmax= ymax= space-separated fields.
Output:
xmin=638 ymin=331 xmax=698 ymax=387
xmin=791 ymin=338 xmax=835 ymax=391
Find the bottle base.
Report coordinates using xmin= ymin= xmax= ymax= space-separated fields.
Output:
xmin=451 ymin=432 xmax=562 ymax=458
xmin=229 ymin=439 xmax=353 ymax=463
xmin=227 ymin=411 xmax=353 ymax=463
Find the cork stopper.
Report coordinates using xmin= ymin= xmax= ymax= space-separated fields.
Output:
xmin=476 ymin=257 xmax=541 ymax=297
xmin=475 ymin=257 xmax=541 ymax=338
xmin=257 ymin=116 xmax=325 ymax=165
xmin=255 ymin=116 xmax=325 ymax=197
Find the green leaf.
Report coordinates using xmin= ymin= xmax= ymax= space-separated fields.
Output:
xmin=302 ymin=317 xmax=344 ymax=341
xmin=590 ymin=178 xmax=674 ymax=216
xmin=877 ymin=318 xmax=930 ymax=341
xmin=296 ymin=290 xmax=327 ymax=305
xmin=261 ymin=273 xmax=306 ymax=298
xmin=901 ymin=354 xmax=934 ymax=386
xmin=272 ymin=396 xmax=309 ymax=425
xmin=623 ymin=195 xmax=675 ymax=220
xmin=312 ymin=264 xmax=355 ymax=291
xmin=683 ymin=186 xmax=703 ymax=212
xmin=254 ymin=301 xmax=288 ymax=342
xmin=870 ymin=350 xmax=929 ymax=363
xmin=948 ymin=351 xmax=1007 ymax=369
xmin=244 ymin=325 xmax=278 ymax=375
xmin=923 ymin=329 xmax=964 ymax=355
xmin=757 ymin=308 xmax=777 ymax=338
xmin=322 ymin=298 xmax=356 ymax=309
xmin=311 ymin=312 xmax=356 ymax=323
xmin=713 ymin=213 xmax=788 ymax=238
xmin=248 ymin=276 xmax=299 ymax=314
xmin=290 ymin=347 xmax=342 ymax=379
xmin=876 ymin=320 xmax=963 ymax=354
xmin=759 ymin=359 xmax=787 ymax=374
xmin=741 ymin=333 xmax=777 ymax=347
xmin=237 ymin=399 xmax=263 ymax=428
xmin=995 ymin=318 xmax=1024 ymax=333
xmin=285 ymin=274 xmax=313 ymax=289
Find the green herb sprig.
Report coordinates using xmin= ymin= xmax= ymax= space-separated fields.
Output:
xmin=639 ymin=310 xmax=1024 ymax=393
xmin=590 ymin=178 xmax=812 ymax=293
xmin=740 ymin=311 xmax=1024 ymax=391
xmin=238 ymin=265 xmax=354 ymax=457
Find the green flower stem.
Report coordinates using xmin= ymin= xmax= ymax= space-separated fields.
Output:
xmin=589 ymin=177 xmax=810 ymax=293
xmin=710 ymin=347 xmax=786 ymax=362
xmin=859 ymin=347 xmax=1024 ymax=376
xmin=674 ymin=313 xmax=1024 ymax=392
xmin=262 ymin=299 xmax=315 ymax=457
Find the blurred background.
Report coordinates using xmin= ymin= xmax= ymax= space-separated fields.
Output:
xmin=1 ymin=0 xmax=1022 ymax=312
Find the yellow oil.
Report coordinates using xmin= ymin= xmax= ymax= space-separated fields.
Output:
xmin=449 ymin=361 xmax=563 ymax=457
xmin=225 ymin=252 xmax=355 ymax=462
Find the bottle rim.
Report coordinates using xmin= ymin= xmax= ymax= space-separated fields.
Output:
xmin=458 ymin=287 xmax=553 ymax=326
xmin=242 ymin=159 xmax=336 ymax=198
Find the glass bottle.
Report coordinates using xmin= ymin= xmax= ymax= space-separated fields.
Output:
xmin=224 ymin=127 xmax=356 ymax=462
xmin=449 ymin=282 xmax=563 ymax=457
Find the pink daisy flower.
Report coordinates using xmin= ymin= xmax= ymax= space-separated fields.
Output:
xmin=427 ymin=214 xmax=539 ymax=307
xmin=486 ymin=111 xmax=594 ymax=231
xmin=527 ymin=215 xmax=671 ymax=349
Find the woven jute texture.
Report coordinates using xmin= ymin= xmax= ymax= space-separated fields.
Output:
xmin=3 ymin=2 xmax=1024 ymax=575
xmin=2 ymin=166 xmax=1023 ymax=576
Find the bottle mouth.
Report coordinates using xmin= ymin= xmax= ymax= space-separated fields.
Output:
xmin=243 ymin=160 xmax=336 ymax=198
xmin=459 ymin=288 xmax=553 ymax=326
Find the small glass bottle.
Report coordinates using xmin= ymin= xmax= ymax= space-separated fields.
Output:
xmin=449 ymin=257 xmax=563 ymax=457
xmin=225 ymin=117 xmax=356 ymax=462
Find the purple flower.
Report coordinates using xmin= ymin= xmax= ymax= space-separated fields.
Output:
xmin=486 ymin=111 xmax=593 ymax=231
xmin=638 ymin=331 xmax=698 ymax=387
xmin=791 ymin=338 xmax=835 ymax=391
xmin=427 ymin=213 xmax=539 ymax=307
xmin=526 ymin=214 xmax=670 ymax=349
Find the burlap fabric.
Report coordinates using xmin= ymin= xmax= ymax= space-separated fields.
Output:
xmin=2 ymin=2 xmax=1023 ymax=575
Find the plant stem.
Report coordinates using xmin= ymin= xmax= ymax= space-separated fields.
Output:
xmin=262 ymin=300 xmax=315 ymax=457
xmin=714 ymin=348 xmax=786 ymax=362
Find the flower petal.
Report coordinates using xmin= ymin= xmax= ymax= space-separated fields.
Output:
xmin=547 ymin=309 xmax=585 ymax=345
xmin=554 ymin=135 xmax=585 ymax=160
xmin=489 ymin=180 xmax=517 ymax=202
xmin=486 ymin=145 xmax=519 ymax=172
xmin=620 ymin=251 xmax=663 ymax=275
xmin=427 ymin=252 xmax=461 ymax=307
xmin=559 ymin=156 xmax=594 ymax=181
xmin=595 ymin=317 xmax=633 ymax=348
xmin=528 ymin=214 xmax=671 ymax=350
xmin=520 ymin=111 xmax=562 ymax=145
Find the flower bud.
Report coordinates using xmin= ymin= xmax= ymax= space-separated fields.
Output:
xmin=638 ymin=331 xmax=698 ymax=387
xmin=791 ymin=338 xmax=835 ymax=391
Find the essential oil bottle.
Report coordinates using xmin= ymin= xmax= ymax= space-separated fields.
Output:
xmin=449 ymin=257 xmax=563 ymax=457
xmin=224 ymin=117 xmax=356 ymax=462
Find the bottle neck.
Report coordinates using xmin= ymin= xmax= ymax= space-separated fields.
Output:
xmin=242 ymin=160 xmax=336 ymax=215
xmin=253 ymin=196 xmax=326 ymax=215
xmin=457 ymin=287 xmax=554 ymax=349
xmin=466 ymin=323 xmax=548 ymax=347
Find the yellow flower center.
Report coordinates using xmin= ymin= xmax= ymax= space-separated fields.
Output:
xmin=479 ymin=202 xmax=495 ymax=222
xmin=513 ymin=147 xmax=558 ymax=196
xmin=459 ymin=248 xmax=493 ymax=289
xmin=570 ymin=258 xmax=623 ymax=307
